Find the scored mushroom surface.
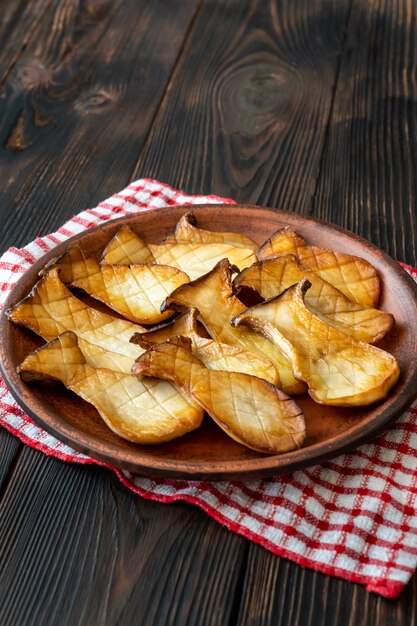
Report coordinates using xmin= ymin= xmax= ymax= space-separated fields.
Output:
xmin=233 ymin=256 xmax=394 ymax=343
xmin=148 ymin=241 xmax=257 ymax=280
xmin=257 ymin=227 xmax=380 ymax=307
xmin=101 ymin=226 xmax=155 ymax=265
xmin=42 ymin=246 xmax=189 ymax=324
xmin=18 ymin=332 xmax=203 ymax=444
xmin=7 ymin=268 xmax=145 ymax=373
xmin=232 ymin=280 xmax=400 ymax=406
xmin=131 ymin=308 xmax=278 ymax=384
xmin=99 ymin=221 xmax=257 ymax=280
xmin=161 ymin=259 xmax=306 ymax=395
xmin=256 ymin=226 xmax=307 ymax=257
xmin=165 ymin=212 xmax=258 ymax=251
xmin=133 ymin=336 xmax=306 ymax=454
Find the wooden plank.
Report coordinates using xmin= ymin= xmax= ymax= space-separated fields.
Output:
xmin=313 ymin=0 xmax=417 ymax=265
xmin=132 ymin=0 xmax=351 ymax=208
xmin=237 ymin=544 xmax=417 ymax=626
xmin=0 ymin=447 xmax=247 ymax=626
xmin=0 ymin=0 xmax=251 ymax=622
xmin=0 ymin=0 xmax=53 ymax=84
xmin=0 ymin=0 xmax=201 ymax=253
xmin=0 ymin=1 xmax=254 ymax=624
xmin=235 ymin=1 xmax=417 ymax=623
xmin=0 ymin=430 xmax=21 ymax=494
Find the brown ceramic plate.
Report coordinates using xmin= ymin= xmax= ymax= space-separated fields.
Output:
xmin=2 ymin=205 xmax=417 ymax=480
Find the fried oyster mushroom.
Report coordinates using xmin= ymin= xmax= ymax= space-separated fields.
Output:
xmin=257 ymin=227 xmax=380 ymax=307
xmin=133 ymin=336 xmax=306 ymax=454
xmin=131 ymin=308 xmax=278 ymax=384
xmin=233 ymin=256 xmax=394 ymax=343
xmin=149 ymin=241 xmax=256 ymax=280
xmin=232 ymin=280 xmax=399 ymax=406
xmin=18 ymin=332 xmax=203 ymax=444
xmin=7 ymin=268 xmax=145 ymax=373
xmin=100 ymin=224 xmax=256 ymax=280
xmin=165 ymin=211 xmax=258 ymax=250
xmin=101 ymin=225 xmax=155 ymax=265
xmin=42 ymin=246 xmax=189 ymax=324
xmin=161 ymin=259 xmax=306 ymax=395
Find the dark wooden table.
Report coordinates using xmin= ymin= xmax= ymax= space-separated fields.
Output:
xmin=1 ymin=1 xmax=417 ymax=623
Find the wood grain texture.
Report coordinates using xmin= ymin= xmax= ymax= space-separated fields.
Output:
xmin=237 ymin=544 xmax=417 ymax=626
xmin=0 ymin=448 xmax=247 ymax=626
xmin=0 ymin=430 xmax=21 ymax=495
xmin=233 ymin=1 xmax=417 ymax=621
xmin=313 ymin=0 xmax=417 ymax=265
xmin=133 ymin=0 xmax=351 ymax=208
xmin=0 ymin=0 xmax=53 ymax=85
xmin=0 ymin=0 xmax=201 ymax=254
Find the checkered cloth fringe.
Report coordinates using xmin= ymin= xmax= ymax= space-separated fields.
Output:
xmin=1 ymin=179 xmax=416 ymax=598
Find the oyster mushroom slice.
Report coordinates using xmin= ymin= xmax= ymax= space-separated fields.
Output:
xmin=233 ymin=256 xmax=394 ymax=343
xmin=7 ymin=269 xmax=145 ymax=373
xmin=165 ymin=211 xmax=258 ymax=250
xmin=100 ymin=222 xmax=257 ymax=280
xmin=131 ymin=308 xmax=278 ymax=384
xmin=101 ymin=226 xmax=155 ymax=265
xmin=133 ymin=336 xmax=305 ymax=454
xmin=257 ymin=226 xmax=307 ymax=257
xmin=257 ymin=227 xmax=380 ymax=307
xmin=43 ymin=246 xmax=189 ymax=324
xmin=70 ymin=263 xmax=189 ymax=324
xmin=133 ymin=307 xmax=200 ymax=343
xmin=161 ymin=259 xmax=306 ymax=395
xmin=232 ymin=280 xmax=400 ymax=406
xmin=18 ymin=332 xmax=203 ymax=445
xmin=148 ymin=241 xmax=257 ymax=280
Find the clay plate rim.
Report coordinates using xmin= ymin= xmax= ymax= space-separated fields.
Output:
xmin=1 ymin=204 xmax=417 ymax=480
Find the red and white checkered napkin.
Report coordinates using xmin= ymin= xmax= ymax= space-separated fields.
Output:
xmin=1 ymin=179 xmax=417 ymax=598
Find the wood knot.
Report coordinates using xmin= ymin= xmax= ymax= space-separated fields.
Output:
xmin=75 ymin=89 xmax=114 ymax=112
xmin=5 ymin=110 xmax=32 ymax=151
xmin=220 ymin=62 xmax=297 ymax=135
xmin=13 ymin=59 xmax=49 ymax=89
xmin=239 ymin=72 xmax=283 ymax=114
